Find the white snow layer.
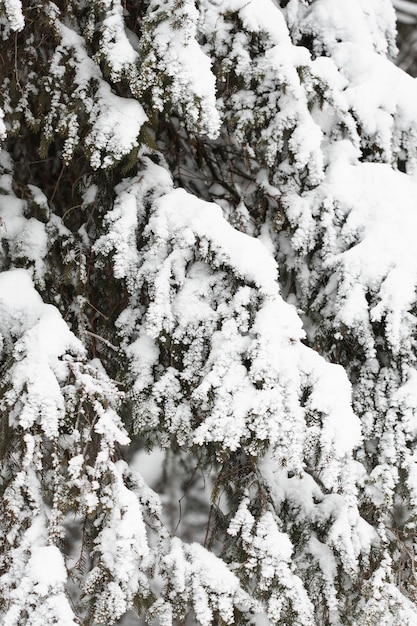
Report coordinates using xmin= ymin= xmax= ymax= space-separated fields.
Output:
xmin=2 ymin=0 xmax=24 ymax=31
xmin=96 ymin=160 xmax=362 ymax=496
xmin=0 ymin=269 xmax=82 ymax=437
xmin=51 ymin=24 xmax=147 ymax=168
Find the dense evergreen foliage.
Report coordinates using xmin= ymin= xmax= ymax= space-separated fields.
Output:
xmin=1 ymin=1 xmax=417 ymax=624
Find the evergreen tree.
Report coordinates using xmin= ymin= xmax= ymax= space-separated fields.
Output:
xmin=1 ymin=1 xmax=417 ymax=624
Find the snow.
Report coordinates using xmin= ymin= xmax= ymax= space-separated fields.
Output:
xmin=199 ymin=0 xmax=327 ymax=185
xmin=283 ymin=140 xmax=417 ymax=357
xmin=187 ymin=542 xmax=240 ymax=593
xmin=51 ymin=24 xmax=147 ymax=168
xmin=238 ymin=0 xmax=291 ymax=46
xmin=2 ymin=0 xmax=24 ymax=31
xmin=94 ymin=408 xmax=130 ymax=447
xmin=140 ymin=0 xmax=220 ymax=138
xmin=0 ymin=271 xmax=85 ymax=437
xmin=0 ymin=180 xmax=48 ymax=283
xmin=1 ymin=515 xmax=78 ymax=626
xmin=331 ymin=43 xmax=417 ymax=170
xmin=96 ymin=158 xmax=363 ymax=490
xmin=0 ymin=270 xmax=43 ymax=338
xmin=148 ymin=188 xmax=279 ymax=296
xmin=28 ymin=545 xmax=67 ymax=591
xmin=260 ymin=457 xmax=377 ymax=603
xmin=327 ymin=159 xmax=417 ymax=355
xmin=307 ymin=354 xmax=361 ymax=456
xmin=94 ymin=159 xmax=173 ymax=289
xmin=228 ymin=500 xmax=315 ymax=623
xmin=159 ymin=537 xmax=248 ymax=626
xmin=285 ymin=0 xmax=396 ymax=57
xmin=99 ymin=0 xmax=139 ymax=80
xmin=4 ymin=0 xmax=417 ymax=622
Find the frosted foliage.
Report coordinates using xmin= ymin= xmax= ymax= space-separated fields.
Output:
xmin=194 ymin=0 xmax=417 ymax=539
xmin=3 ymin=0 xmax=417 ymax=623
xmin=0 ymin=271 xmax=81 ymax=624
xmin=259 ymin=458 xmax=381 ymax=624
xmin=82 ymin=462 xmax=151 ymax=623
xmin=199 ymin=0 xmax=326 ymax=183
xmin=186 ymin=2 xmax=417 ymax=611
xmin=279 ymin=142 xmax=417 ymax=511
xmin=0 ymin=269 xmax=83 ymax=438
xmin=91 ymin=0 xmax=139 ymax=83
xmin=138 ymin=0 xmax=220 ymax=138
xmin=152 ymin=538 xmax=248 ymax=626
xmin=325 ymin=161 xmax=417 ymax=357
xmin=284 ymin=148 xmax=417 ymax=358
xmin=351 ymin=559 xmax=417 ymax=625
xmin=228 ymin=502 xmax=314 ymax=624
xmin=46 ymin=23 xmax=146 ymax=168
xmin=94 ymin=158 xmax=173 ymax=290
xmin=0 ymin=153 xmax=48 ymax=284
xmin=196 ymin=0 xmax=334 ymax=198
xmin=283 ymin=0 xmax=397 ymax=57
xmin=0 ymin=0 xmax=24 ymax=32
xmin=92 ymin=159 xmax=389 ymax=620
xmin=330 ymin=45 xmax=417 ymax=172
xmin=0 ymin=269 xmax=155 ymax=625
xmin=97 ymin=160 xmax=360 ymax=484
xmin=2 ymin=518 xmax=77 ymax=626
xmin=197 ymin=0 xmax=417 ymax=192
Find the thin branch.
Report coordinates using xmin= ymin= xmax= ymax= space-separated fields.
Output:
xmin=85 ymin=330 xmax=121 ymax=353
